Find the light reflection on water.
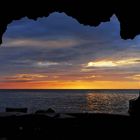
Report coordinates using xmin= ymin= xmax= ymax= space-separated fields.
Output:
xmin=85 ymin=93 xmax=138 ymax=115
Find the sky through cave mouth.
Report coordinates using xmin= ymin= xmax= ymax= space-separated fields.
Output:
xmin=0 ymin=12 xmax=140 ymax=89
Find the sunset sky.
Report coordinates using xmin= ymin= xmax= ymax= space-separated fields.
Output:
xmin=0 ymin=12 xmax=140 ymax=89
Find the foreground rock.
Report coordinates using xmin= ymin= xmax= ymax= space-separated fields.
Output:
xmin=0 ymin=112 xmax=139 ymax=139
xmin=129 ymin=93 xmax=140 ymax=115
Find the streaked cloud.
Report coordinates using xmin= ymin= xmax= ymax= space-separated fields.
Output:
xmin=87 ymin=61 xmax=117 ymax=67
xmin=35 ymin=61 xmax=59 ymax=67
xmin=4 ymin=73 xmax=48 ymax=82
xmin=126 ymin=74 xmax=140 ymax=81
xmin=84 ymin=75 xmax=96 ymax=79
xmin=32 ymin=61 xmax=73 ymax=68
xmin=2 ymin=38 xmax=84 ymax=48
xmin=86 ymin=58 xmax=140 ymax=68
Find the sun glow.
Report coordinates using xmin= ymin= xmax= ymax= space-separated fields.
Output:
xmin=0 ymin=80 xmax=139 ymax=89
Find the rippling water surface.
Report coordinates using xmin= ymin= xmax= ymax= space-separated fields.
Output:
xmin=0 ymin=89 xmax=138 ymax=115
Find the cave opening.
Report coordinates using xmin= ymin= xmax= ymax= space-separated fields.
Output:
xmin=0 ymin=12 xmax=139 ymax=114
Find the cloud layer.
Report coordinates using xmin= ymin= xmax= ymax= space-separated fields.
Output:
xmin=0 ymin=12 xmax=140 ymax=88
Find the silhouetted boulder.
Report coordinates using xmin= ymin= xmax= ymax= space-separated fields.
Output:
xmin=46 ymin=108 xmax=55 ymax=113
xmin=5 ymin=107 xmax=28 ymax=113
xmin=128 ymin=94 xmax=140 ymax=116
xmin=35 ymin=108 xmax=59 ymax=118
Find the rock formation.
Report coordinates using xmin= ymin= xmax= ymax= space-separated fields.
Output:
xmin=0 ymin=1 xmax=140 ymax=44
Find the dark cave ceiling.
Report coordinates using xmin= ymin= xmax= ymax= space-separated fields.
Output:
xmin=0 ymin=0 xmax=140 ymax=44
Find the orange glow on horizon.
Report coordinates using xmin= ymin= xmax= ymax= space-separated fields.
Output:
xmin=0 ymin=80 xmax=139 ymax=89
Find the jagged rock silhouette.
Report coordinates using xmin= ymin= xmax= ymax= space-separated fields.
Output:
xmin=0 ymin=0 xmax=140 ymax=44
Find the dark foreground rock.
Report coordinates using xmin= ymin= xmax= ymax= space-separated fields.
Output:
xmin=0 ymin=113 xmax=139 ymax=139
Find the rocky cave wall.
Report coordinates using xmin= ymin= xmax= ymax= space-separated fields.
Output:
xmin=0 ymin=0 xmax=140 ymax=44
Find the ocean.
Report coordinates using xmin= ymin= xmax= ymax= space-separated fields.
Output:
xmin=0 ymin=89 xmax=138 ymax=115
